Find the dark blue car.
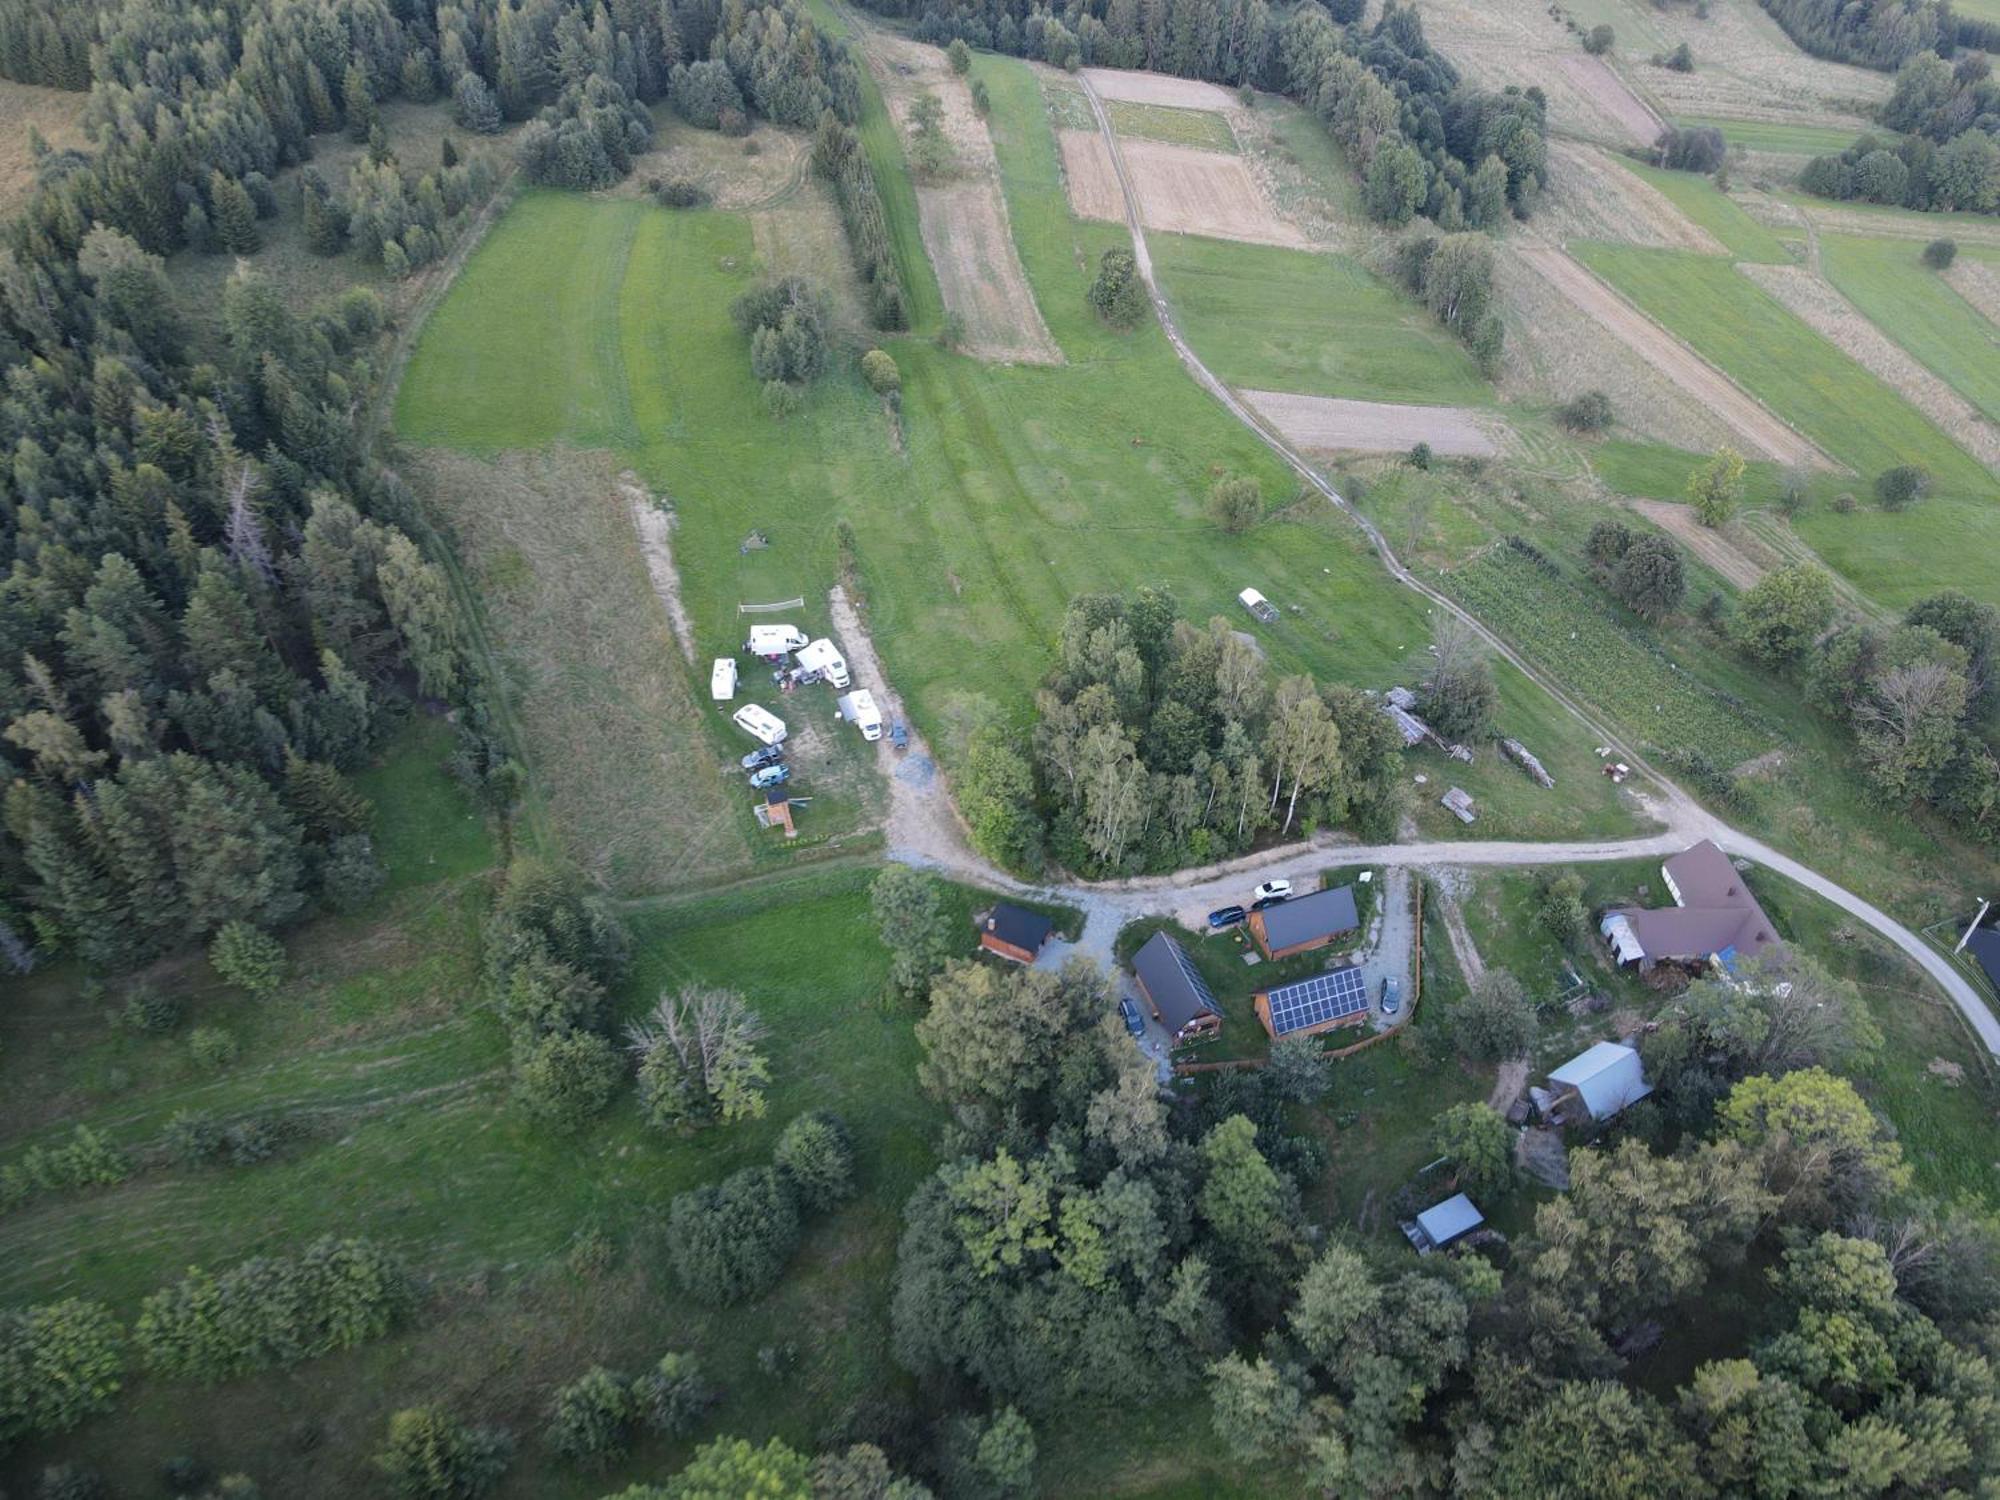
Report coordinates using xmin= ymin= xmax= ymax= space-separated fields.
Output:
xmin=1119 ymin=997 xmax=1145 ymax=1036
xmin=1207 ymin=905 xmax=1247 ymax=930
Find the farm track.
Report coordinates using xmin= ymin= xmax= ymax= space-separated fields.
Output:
xmin=886 ymin=70 xmax=2000 ymax=1059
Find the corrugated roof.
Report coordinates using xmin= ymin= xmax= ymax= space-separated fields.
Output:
xmin=1133 ymin=931 xmax=1219 ymax=1034
xmin=1416 ymin=1193 xmax=1484 ymax=1247
xmin=1258 ymin=885 xmax=1360 ymax=951
xmin=1609 ymin=840 xmax=1781 ymax=966
xmin=1550 ymin=1041 xmax=1652 ymax=1119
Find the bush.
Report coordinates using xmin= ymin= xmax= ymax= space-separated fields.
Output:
xmin=1557 ymin=389 xmax=1613 ymax=433
xmin=1206 ymin=474 xmax=1263 ymax=534
xmin=971 ymin=77 xmax=991 ymax=114
xmin=512 ymin=1030 xmax=621 ymax=1131
xmin=664 ymin=1166 xmax=801 ymax=1303
xmin=320 ymin=832 xmax=386 ymax=911
xmin=188 ymin=1026 xmax=240 ymax=1070
xmin=653 ymin=178 xmax=712 ymax=208
xmin=0 ymin=1299 xmax=126 ymax=1445
xmin=545 ymin=1365 xmax=632 ymax=1470
xmin=1450 ymin=971 xmax=1538 ymax=1061
xmin=1832 ymin=490 xmax=1857 ymax=513
xmin=948 ymin=38 xmax=972 ymax=73
xmin=1087 ymin=248 xmax=1149 ymax=327
xmin=773 ymin=1112 xmax=856 ymax=1212
xmin=1408 ymin=441 xmax=1433 ymax=471
xmin=763 ymin=379 xmax=802 ymax=420
xmin=37 ymin=1465 xmax=107 ymax=1500
xmin=376 ymin=1407 xmax=512 ymax=1500
xmin=1657 ymin=125 xmax=1725 ymax=174
xmin=860 ymin=348 xmax=901 ymax=396
xmin=1923 ymin=237 xmax=1958 ymax=269
xmin=1584 ymin=22 xmax=1614 ymax=53
xmin=1875 ymin=464 xmax=1930 ymax=510
xmin=117 ymin=985 xmax=182 ymax=1034
xmin=632 ymin=1351 xmax=714 ymax=1437
xmin=208 ymin=921 xmax=286 ymax=996
xmin=1660 ymin=40 xmax=1694 ymax=70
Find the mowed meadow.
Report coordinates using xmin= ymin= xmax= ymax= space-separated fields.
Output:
xmin=394 ymin=49 xmax=1641 ymax=846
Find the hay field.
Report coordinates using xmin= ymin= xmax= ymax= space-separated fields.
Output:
xmin=1420 ymin=0 xmax=1662 ymax=145
xmin=1080 ymin=67 xmax=1238 ymax=111
xmin=1057 ymin=129 xmax=1309 ymax=247
xmin=1244 ymin=391 xmax=1502 ymax=456
xmin=1535 ymin=140 xmax=1722 ymax=252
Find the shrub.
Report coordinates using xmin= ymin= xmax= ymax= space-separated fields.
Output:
xmin=36 ymin=1465 xmax=107 ymax=1500
xmin=860 ymin=348 xmax=901 ymax=396
xmin=1584 ymin=22 xmax=1614 ymax=53
xmin=773 ymin=1112 xmax=856 ymax=1212
xmin=632 ymin=1351 xmax=714 ymax=1437
xmin=1206 ymin=474 xmax=1263 ymax=534
xmin=1875 ymin=464 xmax=1930 ymax=511
xmin=208 ymin=921 xmax=286 ymax=996
xmin=117 ymin=985 xmax=182 ymax=1033
xmin=545 ymin=1365 xmax=632 ymax=1470
xmin=948 ymin=38 xmax=972 ymax=73
xmin=1408 ymin=441 xmax=1433 ymax=471
xmin=1557 ymin=389 xmax=1613 ymax=433
xmin=321 ymin=832 xmax=386 ymax=911
xmin=664 ymin=1166 xmax=801 ymax=1303
xmin=0 ymin=1299 xmax=126 ymax=1445
xmin=653 ymin=178 xmax=711 ymax=208
xmin=1923 ymin=237 xmax=1958 ymax=270
xmin=971 ymin=77 xmax=991 ymax=114
xmin=1450 ymin=971 xmax=1538 ymax=1061
xmin=512 ymin=1030 xmax=621 ymax=1131
xmin=1661 ymin=40 xmax=1694 ymax=70
xmin=1832 ymin=490 xmax=1857 ymax=513
xmin=376 ymin=1407 xmax=512 ymax=1500
xmin=1657 ymin=125 xmax=1725 ymax=174
xmin=1087 ymin=248 xmax=1149 ymax=327
xmin=188 ymin=1026 xmax=240 ymax=1070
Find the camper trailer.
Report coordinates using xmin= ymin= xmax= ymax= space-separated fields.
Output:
xmin=837 ymin=690 xmax=883 ymax=741
xmin=795 ymin=638 xmax=850 ymax=687
xmin=744 ymin=625 xmax=809 ymax=660
xmin=710 ymin=658 xmax=738 ymax=702
xmin=731 ymin=704 xmax=788 ymax=746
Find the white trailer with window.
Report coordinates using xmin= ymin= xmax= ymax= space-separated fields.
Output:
xmin=710 ymin=658 xmax=738 ymax=701
xmin=731 ymin=704 xmax=788 ymax=745
xmin=837 ymin=690 xmax=883 ymax=741
xmin=795 ymin=637 xmax=850 ymax=687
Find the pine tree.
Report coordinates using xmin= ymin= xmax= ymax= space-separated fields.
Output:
xmin=301 ymin=169 xmax=346 ymax=256
xmin=283 ymin=750 xmax=373 ymax=840
xmin=210 ymin=172 xmax=261 ymax=255
xmin=378 ymin=535 xmax=464 ymax=700
xmin=344 ymin=62 xmax=378 ymax=143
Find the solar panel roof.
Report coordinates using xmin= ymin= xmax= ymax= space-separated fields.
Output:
xmin=1264 ymin=965 xmax=1367 ymax=1037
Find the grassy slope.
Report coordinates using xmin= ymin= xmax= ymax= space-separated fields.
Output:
xmin=1820 ymin=233 xmax=2000 ymax=426
xmin=1671 ymin=115 xmax=1878 ymax=157
xmin=1106 ymin=98 xmax=1238 ymax=152
xmin=1573 ymin=241 xmax=2000 ymax=607
xmin=1151 ymin=235 xmax=1495 ymax=406
xmin=1612 ymin=158 xmax=1794 ymax=263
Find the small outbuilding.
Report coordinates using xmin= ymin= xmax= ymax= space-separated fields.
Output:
xmin=1408 ymin=1193 xmax=1485 ymax=1254
xmin=1248 ymin=884 xmax=1361 ymax=960
xmin=1546 ymin=1041 xmax=1652 ymax=1122
xmin=1132 ymin=931 xmax=1222 ymax=1044
xmin=979 ymin=903 xmax=1054 ymax=965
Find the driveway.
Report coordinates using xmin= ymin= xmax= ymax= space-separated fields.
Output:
xmin=1356 ymin=869 xmax=1414 ymax=1031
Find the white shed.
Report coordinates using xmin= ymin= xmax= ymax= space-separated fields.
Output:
xmin=1549 ymin=1041 xmax=1652 ymax=1120
xmin=710 ymin=658 xmax=738 ymax=702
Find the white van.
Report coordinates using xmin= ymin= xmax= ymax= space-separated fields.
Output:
xmin=837 ymin=690 xmax=883 ymax=741
xmin=1238 ymin=587 xmax=1279 ymax=624
xmin=744 ymin=624 xmax=809 ymax=658
xmin=710 ymin=658 xmax=738 ymax=701
xmin=731 ymin=703 xmax=788 ymax=745
xmin=795 ymin=638 xmax=850 ymax=688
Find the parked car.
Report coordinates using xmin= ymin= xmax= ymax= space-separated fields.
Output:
xmin=1207 ymin=905 xmax=1247 ymax=930
xmin=748 ymin=763 xmax=791 ymax=790
xmin=890 ymin=721 xmax=909 ymax=751
xmin=740 ymin=743 xmax=785 ymax=771
xmin=1252 ymin=879 xmax=1293 ymax=903
xmin=1380 ymin=977 xmax=1402 ymax=1016
xmin=1119 ymin=997 xmax=1145 ymax=1036
xmin=1252 ymin=894 xmax=1289 ymax=912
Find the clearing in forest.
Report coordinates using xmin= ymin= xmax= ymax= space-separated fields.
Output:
xmin=1079 ymin=67 xmax=1238 ymax=112
xmin=861 ymin=30 xmax=1060 ymax=364
xmin=1057 ymin=129 xmax=1308 ymax=248
xmin=1519 ymin=246 xmax=1827 ymax=467
xmin=1535 ymin=140 xmax=1723 ymax=254
xmin=0 ymin=80 xmax=88 ymax=219
xmin=1244 ymin=391 xmax=1502 ymax=457
xmin=1738 ymin=260 xmax=2000 ymax=471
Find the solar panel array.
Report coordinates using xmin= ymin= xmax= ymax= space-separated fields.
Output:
xmin=1264 ymin=966 xmax=1367 ymax=1037
xmin=1167 ymin=939 xmax=1219 ymax=1014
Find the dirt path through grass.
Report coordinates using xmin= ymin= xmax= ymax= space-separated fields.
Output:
xmin=1243 ymin=391 xmax=1503 ymax=456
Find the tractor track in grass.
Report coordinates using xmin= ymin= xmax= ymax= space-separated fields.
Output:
xmin=899 ymin=71 xmax=2000 ymax=1058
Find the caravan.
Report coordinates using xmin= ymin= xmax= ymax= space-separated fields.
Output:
xmin=744 ymin=624 xmax=809 ymax=660
xmin=710 ymin=658 xmax=739 ymax=702
xmin=794 ymin=638 xmax=850 ymax=688
xmin=837 ymin=690 xmax=883 ymax=742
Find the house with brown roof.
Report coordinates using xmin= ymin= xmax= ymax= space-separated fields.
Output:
xmin=1248 ymin=885 xmax=1361 ymax=960
xmin=1599 ymin=840 xmax=1781 ymax=974
xmin=978 ymin=902 xmax=1054 ymax=965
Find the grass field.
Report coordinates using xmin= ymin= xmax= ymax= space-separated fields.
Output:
xmin=1819 ymin=233 xmax=2000 ymax=427
xmin=1670 ymin=114 xmax=1878 ymax=158
xmin=1151 ymin=237 xmax=1495 ymax=406
xmin=1612 ymin=159 xmax=1794 ymax=263
xmin=1106 ymin=98 xmax=1238 ymax=152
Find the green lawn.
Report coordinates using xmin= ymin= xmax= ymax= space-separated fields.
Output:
xmin=1151 ymin=236 xmax=1495 ymax=406
xmin=1611 ymin=158 xmax=1794 ymax=263
xmin=1671 ymin=115 xmax=1878 ymax=158
xmin=1107 ymin=98 xmax=1237 ymax=152
xmin=1820 ymin=233 xmax=2000 ymax=426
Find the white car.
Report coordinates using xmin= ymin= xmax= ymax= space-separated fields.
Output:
xmin=731 ymin=703 xmax=788 ymax=745
xmin=1252 ymin=879 xmax=1293 ymax=904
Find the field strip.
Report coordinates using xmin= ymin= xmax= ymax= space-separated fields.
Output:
xmin=1241 ymin=391 xmax=1502 ymax=456
xmin=1079 ymin=67 xmax=1237 ymax=112
xmin=855 ymin=29 xmax=1061 ymax=364
xmin=1737 ymin=261 xmax=2000 ymax=470
xmin=1555 ymin=54 xmax=1664 ymax=148
xmin=1517 ymin=246 xmax=1830 ymax=468
xmin=1057 ymin=129 xmax=1308 ymax=248
xmin=1538 ymin=140 xmax=1723 ymax=254
xmin=1945 ymin=259 xmax=2000 ymax=329
xmin=1791 ymin=204 xmax=2000 ymax=249
xmin=624 ymin=476 xmax=696 ymax=664
xmin=1627 ymin=498 xmax=1768 ymax=590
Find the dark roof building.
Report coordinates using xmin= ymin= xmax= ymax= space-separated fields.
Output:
xmin=980 ymin=902 xmax=1054 ymax=965
xmin=1255 ymin=965 xmax=1369 ymax=1039
xmin=1132 ymin=930 xmax=1222 ymax=1042
xmin=1599 ymin=841 xmax=1781 ymax=973
xmin=1965 ymin=922 xmax=2000 ymax=996
xmin=1248 ymin=885 xmax=1361 ymax=960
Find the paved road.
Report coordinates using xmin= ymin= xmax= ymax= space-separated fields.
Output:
xmin=894 ymin=77 xmax=2000 ymax=1059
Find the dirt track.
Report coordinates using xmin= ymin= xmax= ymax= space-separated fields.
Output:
xmin=1555 ymin=54 xmax=1664 ymax=148
xmin=1519 ymin=247 xmax=1829 ymax=468
xmin=1059 ymin=129 xmax=1307 ymax=248
xmin=1080 ymin=67 xmax=1237 ymax=112
xmin=1739 ymin=261 xmax=2000 ymax=470
xmin=1627 ymin=499 xmax=1767 ymax=591
xmin=1538 ymin=141 xmax=1721 ymax=254
xmin=1243 ymin=391 xmax=1502 ymax=456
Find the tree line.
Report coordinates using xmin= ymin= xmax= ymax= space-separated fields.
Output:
xmin=857 ymin=0 xmax=1548 ymax=232
xmin=1755 ymin=0 xmax=1954 ymax=70
xmin=1801 ymin=51 xmax=2000 ymax=215
xmin=953 ymin=587 xmax=1407 ymax=878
